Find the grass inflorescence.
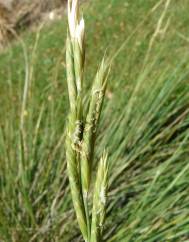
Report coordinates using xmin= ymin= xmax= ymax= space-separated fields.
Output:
xmin=65 ymin=1 xmax=110 ymax=241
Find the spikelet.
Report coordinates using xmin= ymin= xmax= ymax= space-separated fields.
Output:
xmin=66 ymin=0 xmax=88 ymax=240
xmin=81 ymin=58 xmax=110 ymax=196
xmin=91 ymin=152 xmax=109 ymax=242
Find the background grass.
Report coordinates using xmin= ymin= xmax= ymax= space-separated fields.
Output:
xmin=0 ymin=0 xmax=189 ymax=241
